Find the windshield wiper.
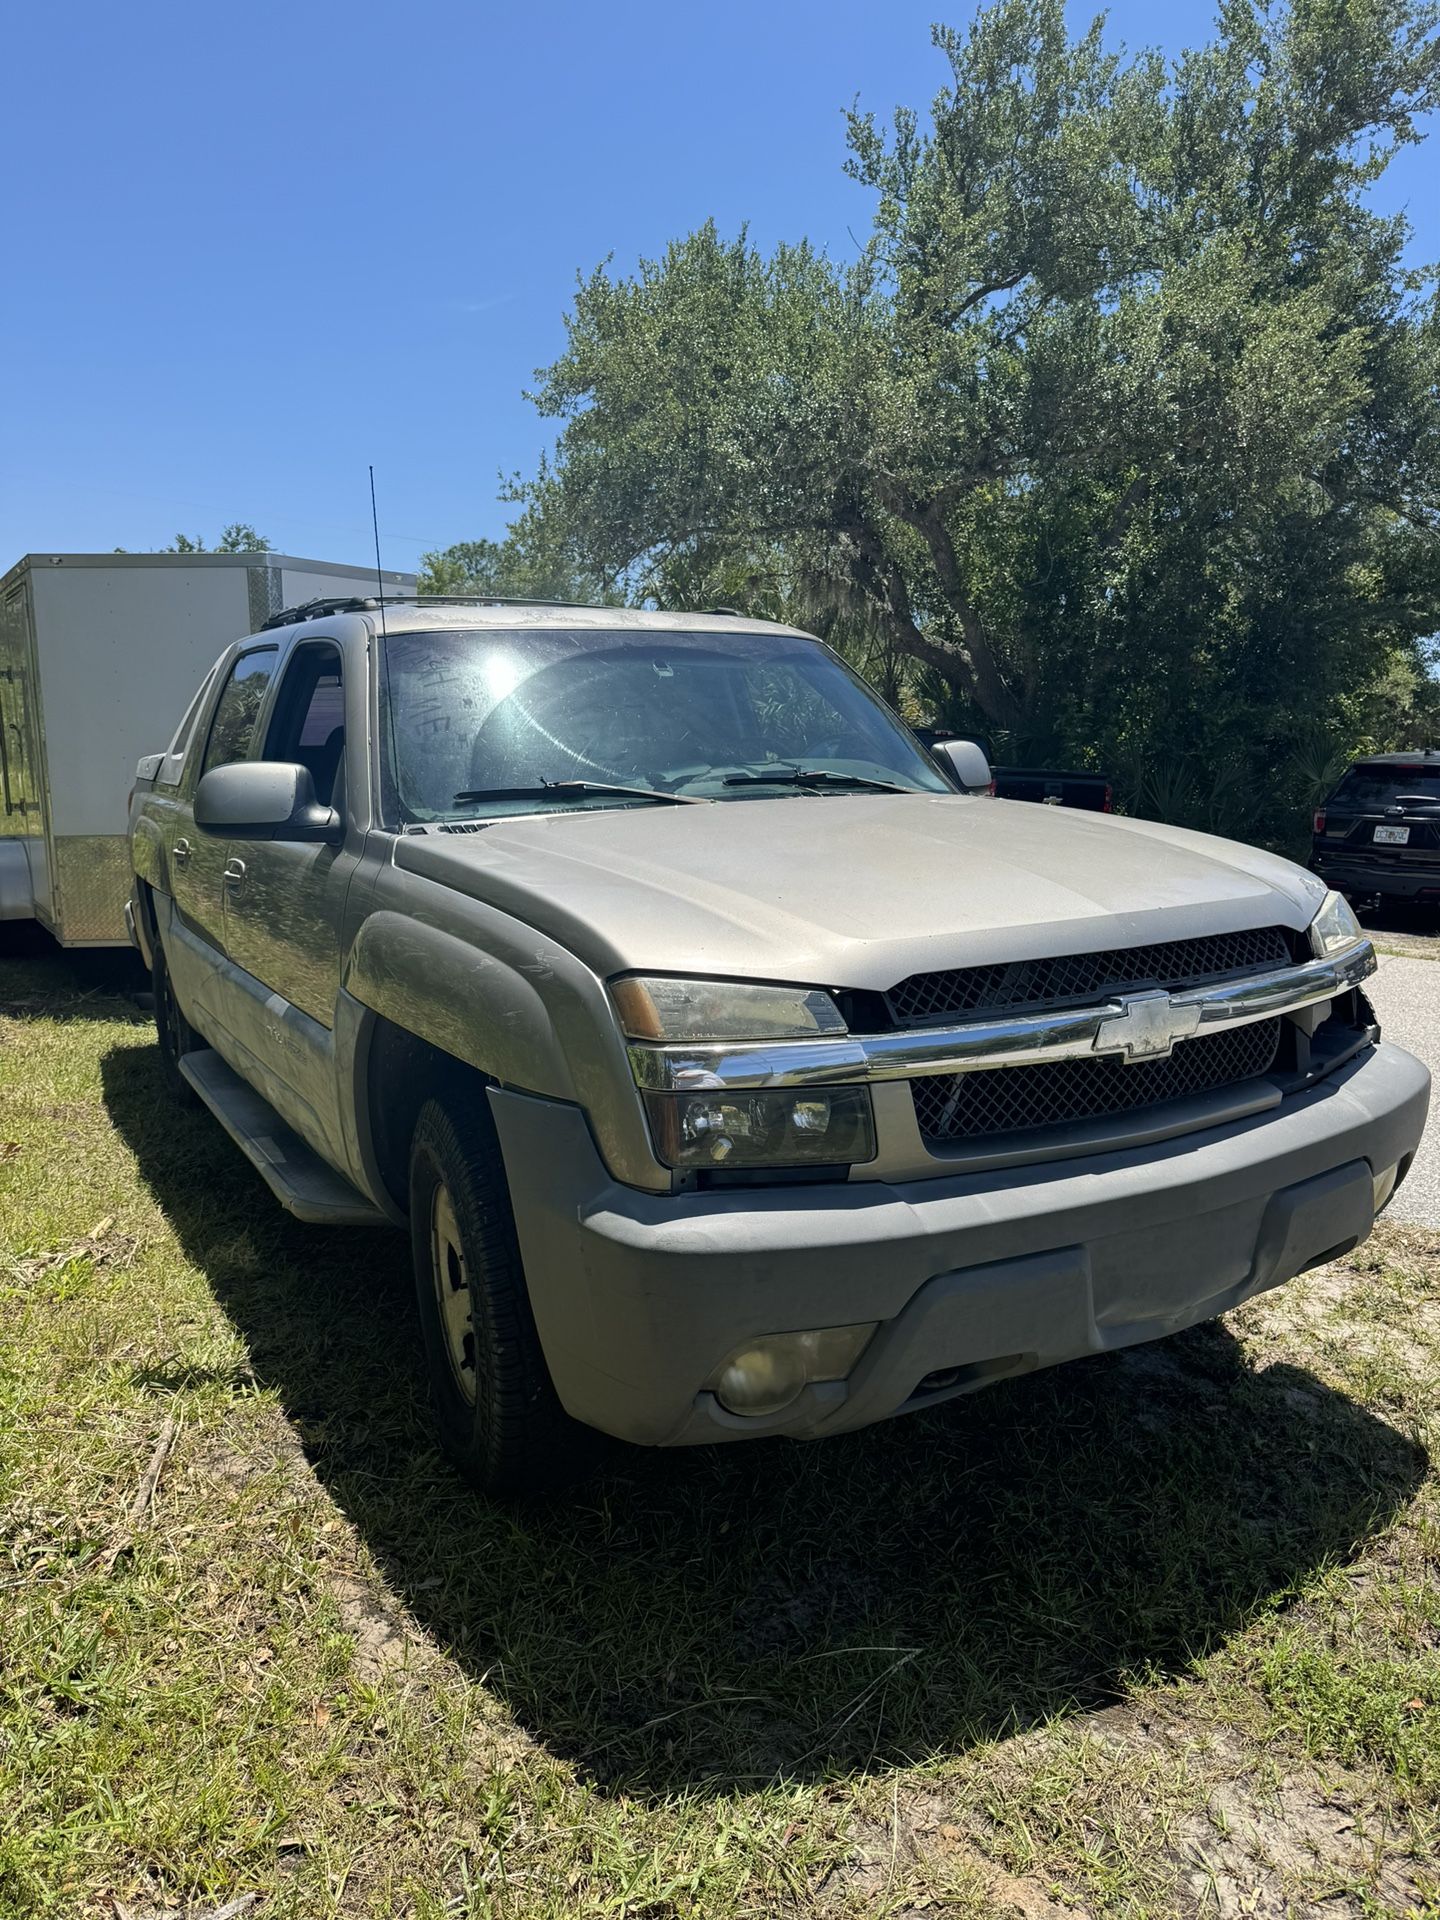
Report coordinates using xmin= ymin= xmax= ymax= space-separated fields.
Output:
xmin=452 ymin=780 xmax=706 ymax=807
xmin=721 ymin=767 xmax=918 ymax=795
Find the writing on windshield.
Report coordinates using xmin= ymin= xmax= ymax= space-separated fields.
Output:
xmin=378 ymin=626 xmax=950 ymax=822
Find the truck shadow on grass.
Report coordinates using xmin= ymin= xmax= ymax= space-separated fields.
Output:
xmin=101 ymin=1037 xmax=1428 ymax=1798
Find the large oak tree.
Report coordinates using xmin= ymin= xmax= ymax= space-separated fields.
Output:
xmin=504 ymin=0 xmax=1440 ymax=836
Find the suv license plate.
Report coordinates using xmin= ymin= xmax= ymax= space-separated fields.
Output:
xmin=1374 ymin=825 xmax=1410 ymax=844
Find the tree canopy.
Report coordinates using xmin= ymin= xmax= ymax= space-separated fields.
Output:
xmin=417 ymin=528 xmax=611 ymax=603
xmin=114 ymin=523 xmax=272 ymax=557
xmin=164 ymin=523 xmax=271 ymax=554
xmin=499 ymin=0 xmax=1440 ymax=841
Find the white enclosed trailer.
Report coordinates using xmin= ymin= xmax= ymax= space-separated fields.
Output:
xmin=0 ymin=551 xmax=415 ymax=946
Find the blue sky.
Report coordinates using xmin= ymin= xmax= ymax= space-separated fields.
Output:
xmin=3 ymin=0 xmax=1435 ymax=579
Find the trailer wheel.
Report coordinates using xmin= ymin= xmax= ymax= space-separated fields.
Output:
xmin=152 ymin=940 xmax=200 ymax=1107
xmin=408 ymin=1092 xmax=585 ymax=1496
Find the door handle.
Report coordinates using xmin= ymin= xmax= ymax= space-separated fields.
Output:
xmin=171 ymin=837 xmax=191 ymax=867
xmin=222 ymin=857 xmax=246 ymax=889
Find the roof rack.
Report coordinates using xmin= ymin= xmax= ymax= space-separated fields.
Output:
xmin=258 ymin=591 xmax=628 ymax=631
xmin=259 ymin=596 xmax=380 ymax=630
xmin=380 ymin=593 xmax=610 ymax=610
xmin=259 ymin=594 xmax=766 ymax=633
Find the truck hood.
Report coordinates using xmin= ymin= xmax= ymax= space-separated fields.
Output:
xmin=391 ymin=793 xmax=1328 ymax=991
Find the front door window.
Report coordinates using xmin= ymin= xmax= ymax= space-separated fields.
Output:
xmin=199 ymin=648 xmax=278 ymax=780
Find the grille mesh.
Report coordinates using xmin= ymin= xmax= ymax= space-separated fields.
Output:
xmin=885 ymin=927 xmax=1292 ymax=1028
xmin=912 ymin=1019 xmax=1282 ymax=1145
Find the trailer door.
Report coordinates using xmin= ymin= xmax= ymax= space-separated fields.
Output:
xmin=1 ymin=581 xmax=36 ymax=824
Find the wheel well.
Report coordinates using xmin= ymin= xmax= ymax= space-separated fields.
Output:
xmin=365 ymin=1018 xmax=493 ymax=1217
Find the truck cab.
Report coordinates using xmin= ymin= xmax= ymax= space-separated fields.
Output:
xmin=129 ymin=597 xmax=1430 ymax=1493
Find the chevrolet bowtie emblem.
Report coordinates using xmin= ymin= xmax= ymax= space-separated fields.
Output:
xmin=1093 ymin=990 xmax=1202 ymax=1063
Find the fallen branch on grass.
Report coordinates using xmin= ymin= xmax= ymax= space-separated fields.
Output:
xmin=127 ymin=1412 xmax=179 ymax=1526
xmin=2 ymin=1411 xmax=182 ymax=1589
xmin=111 ymin=1894 xmax=256 ymax=1920
xmin=7 ymin=1214 xmax=137 ymax=1285
xmin=96 ymin=1413 xmax=180 ymax=1573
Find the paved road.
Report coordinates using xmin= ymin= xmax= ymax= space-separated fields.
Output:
xmin=1365 ymin=944 xmax=1440 ymax=1226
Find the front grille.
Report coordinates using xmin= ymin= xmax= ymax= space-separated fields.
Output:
xmin=884 ymin=926 xmax=1292 ymax=1028
xmin=912 ymin=1019 xmax=1282 ymax=1145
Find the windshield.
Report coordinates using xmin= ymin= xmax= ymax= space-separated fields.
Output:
xmin=378 ymin=627 xmax=952 ymax=823
xmin=1329 ymin=763 xmax=1440 ymax=811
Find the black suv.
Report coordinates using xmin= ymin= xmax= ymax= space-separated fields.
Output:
xmin=1311 ymin=750 xmax=1440 ymax=915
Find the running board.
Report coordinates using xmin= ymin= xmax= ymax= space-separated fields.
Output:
xmin=179 ymin=1049 xmax=388 ymax=1226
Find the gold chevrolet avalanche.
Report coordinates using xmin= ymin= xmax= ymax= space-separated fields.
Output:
xmin=127 ymin=597 xmax=1430 ymax=1493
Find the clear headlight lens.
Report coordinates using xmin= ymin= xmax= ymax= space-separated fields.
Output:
xmin=644 ymin=1086 xmax=876 ymax=1169
xmin=615 ymin=975 xmax=867 ymax=1170
xmin=1309 ymin=888 xmax=1364 ymax=958
xmin=611 ymin=975 xmax=847 ymax=1042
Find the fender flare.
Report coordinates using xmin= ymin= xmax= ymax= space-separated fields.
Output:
xmin=344 ymin=909 xmax=667 ymax=1193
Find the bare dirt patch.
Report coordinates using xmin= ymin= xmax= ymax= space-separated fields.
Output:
xmin=329 ymin=1572 xmax=416 ymax=1683
xmin=1173 ymin=1772 xmax=1423 ymax=1918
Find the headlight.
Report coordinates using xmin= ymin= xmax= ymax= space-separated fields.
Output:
xmin=1309 ymin=888 xmax=1365 ymax=958
xmin=614 ymin=975 xmax=872 ymax=1171
xmin=644 ymin=1086 xmax=876 ymax=1170
xmin=611 ymin=975 xmax=847 ymax=1042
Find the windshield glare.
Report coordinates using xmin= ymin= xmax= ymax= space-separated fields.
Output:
xmin=379 ymin=627 xmax=952 ymax=822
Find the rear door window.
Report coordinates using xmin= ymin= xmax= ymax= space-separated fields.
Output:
xmin=1329 ymin=764 xmax=1440 ymax=810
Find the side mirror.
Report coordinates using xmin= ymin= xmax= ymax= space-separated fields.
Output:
xmin=195 ymin=761 xmax=342 ymax=843
xmin=932 ymin=737 xmax=992 ymax=794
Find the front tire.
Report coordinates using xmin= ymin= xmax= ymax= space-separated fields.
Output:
xmin=152 ymin=937 xmax=200 ymax=1107
xmin=408 ymin=1093 xmax=581 ymax=1495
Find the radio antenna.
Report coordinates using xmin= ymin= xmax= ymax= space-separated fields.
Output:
xmin=368 ymin=464 xmax=388 ymax=636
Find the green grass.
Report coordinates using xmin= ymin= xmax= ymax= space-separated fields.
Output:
xmin=2 ymin=932 xmax=1439 ymax=1917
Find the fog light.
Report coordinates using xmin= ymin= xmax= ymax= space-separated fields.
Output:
xmin=1373 ymin=1161 xmax=1399 ymax=1217
xmin=712 ymin=1324 xmax=877 ymax=1417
